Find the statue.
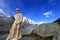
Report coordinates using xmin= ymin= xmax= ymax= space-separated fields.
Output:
xmin=6 ymin=8 xmax=23 ymax=40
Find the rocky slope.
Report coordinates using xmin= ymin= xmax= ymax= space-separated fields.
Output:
xmin=0 ymin=10 xmax=15 ymax=37
xmin=22 ymin=17 xmax=38 ymax=35
xmin=53 ymin=18 xmax=60 ymax=26
xmin=33 ymin=23 xmax=59 ymax=37
xmin=23 ymin=23 xmax=60 ymax=40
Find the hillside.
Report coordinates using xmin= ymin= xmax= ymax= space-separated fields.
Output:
xmin=53 ymin=18 xmax=60 ymax=26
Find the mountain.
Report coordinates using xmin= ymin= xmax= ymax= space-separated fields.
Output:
xmin=21 ymin=17 xmax=45 ymax=24
xmin=23 ymin=17 xmax=36 ymax=24
xmin=53 ymin=18 xmax=60 ymax=22
xmin=22 ymin=17 xmax=38 ymax=35
xmin=0 ymin=9 xmax=15 ymax=36
xmin=33 ymin=23 xmax=59 ymax=37
xmin=53 ymin=18 xmax=60 ymax=25
xmin=20 ymin=16 xmax=46 ymax=35
xmin=22 ymin=17 xmax=47 ymax=35
xmin=0 ymin=9 xmax=11 ymax=17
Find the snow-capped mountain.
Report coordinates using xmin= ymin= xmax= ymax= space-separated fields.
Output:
xmin=0 ymin=9 xmax=11 ymax=17
xmin=22 ymin=17 xmax=46 ymax=34
xmin=0 ymin=9 xmax=14 ymax=32
xmin=0 ymin=9 xmax=14 ymax=24
xmin=23 ymin=17 xmax=37 ymax=24
xmin=23 ymin=17 xmax=45 ymax=24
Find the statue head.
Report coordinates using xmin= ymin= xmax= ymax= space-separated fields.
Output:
xmin=16 ymin=8 xmax=20 ymax=13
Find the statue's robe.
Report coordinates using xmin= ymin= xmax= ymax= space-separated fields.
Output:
xmin=6 ymin=13 xmax=23 ymax=40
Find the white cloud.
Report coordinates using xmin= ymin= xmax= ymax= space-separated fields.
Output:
xmin=0 ymin=1 xmax=7 ymax=8
xmin=48 ymin=0 xmax=54 ymax=4
xmin=48 ymin=0 xmax=56 ymax=5
xmin=43 ymin=11 xmax=54 ymax=18
xmin=38 ymin=21 xmax=46 ymax=24
xmin=33 ymin=21 xmax=46 ymax=24
xmin=0 ymin=0 xmax=11 ymax=11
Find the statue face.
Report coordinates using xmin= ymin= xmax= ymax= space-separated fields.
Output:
xmin=16 ymin=8 xmax=20 ymax=13
xmin=16 ymin=10 xmax=20 ymax=13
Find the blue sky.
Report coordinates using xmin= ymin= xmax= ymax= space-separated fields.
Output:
xmin=0 ymin=0 xmax=60 ymax=22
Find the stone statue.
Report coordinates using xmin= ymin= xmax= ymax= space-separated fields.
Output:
xmin=6 ymin=8 xmax=23 ymax=40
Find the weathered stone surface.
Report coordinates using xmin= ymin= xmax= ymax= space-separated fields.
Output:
xmin=0 ymin=37 xmax=34 ymax=40
xmin=20 ymin=37 xmax=34 ymax=40
xmin=33 ymin=23 xmax=59 ymax=37
xmin=0 ymin=16 xmax=14 ymax=32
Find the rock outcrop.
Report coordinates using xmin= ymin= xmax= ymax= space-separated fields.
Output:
xmin=53 ymin=18 xmax=60 ymax=26
xmin=32 ymin=23 xmax=60 ymax=40
xmin=0 ymin=10 xmax=15 ymax=38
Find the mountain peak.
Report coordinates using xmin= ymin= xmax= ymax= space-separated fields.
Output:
xmin=23 ymin=17 xmax=36 ymax=24
xmin=53 ymin=18 xmax=60 ymax=22
xmin=23 ymin=17 xmax=45 ymax=24
xmin=0 ymin=9 xmax=11 ymax=17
